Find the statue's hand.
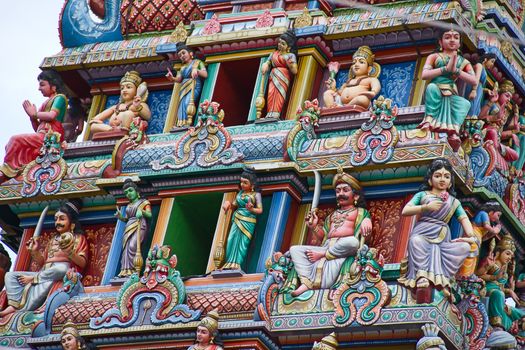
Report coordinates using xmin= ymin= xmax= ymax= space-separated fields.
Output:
xmin=222 ymin=200 xmax=232 ymax=212
xmin=424 ymin=200 xmax=443 ymax=212
xmin=261 ymin=63 xmax=270 ymax=75
xmin=488 ymin=88 xmax=499 ymax=103
xmin=132 ymin=95 xmax=142 ymax=110
xmin=245 ymin=201 xmax=254 ymax=211
xmin=136 ymin=209 xmax=143 ymax=219
xmin=360 ymin=218 xmax=372 ymax=237
xmin=305 ymin=210 xmax=319 ymax=228
xmin=468 ymin=90 xmax=477 ymax=100
xmin=17 ymin=275 xmax=34 ymax=286
xmin=325 ymin=78 xmax=336 ymax=91
xmin=166 ymin=68 xmax=176 ymax=82
xmin=26 ymin=237 xmax=39 ymax=252
xmin=23 ymin=100 xmax=37 ymax=119
xmin=191 ymin=68 xmax=198 ymax=79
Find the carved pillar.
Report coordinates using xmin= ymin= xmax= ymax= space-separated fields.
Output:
xmin=150 ymin=197 xmax=175 ymax=246
xmin=199 ymin=62 xmax=220 ymax=104
xmin=206 ymin=192 xmax=236 ymax=273
xmin=163 ymin=63 xmax=182 ymax=132
xmin=409 ymin=56 xmax=427 ymax=106
xmin=84 ymin=94 xmax=107 ymax=141
xmin=256 ymin=191 xmax=292 ymax=272
xmin=248 ymin=57 xmax=270 ymax=122
xmin=101 ymin=208 xmax=127 ymax=284
xmin=289 ymin=203 xmax=312 ymax=245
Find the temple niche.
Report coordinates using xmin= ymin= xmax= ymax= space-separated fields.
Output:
xmin=2 ymin=0 xmax=525 ymax=349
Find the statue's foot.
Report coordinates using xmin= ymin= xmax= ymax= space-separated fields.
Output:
xmin=418 ymin=121 xmax=431 ymax=131
xmin=291 ymin=284 xmax=309 ymax=297
xmin=416 ymin=277 xmax=429 ymax=288
xmin=0 ymin=306 xmax=16 ymax=318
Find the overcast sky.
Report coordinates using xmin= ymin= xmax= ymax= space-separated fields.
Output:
xmin=0 ymin=1 xmax=65 ymax=161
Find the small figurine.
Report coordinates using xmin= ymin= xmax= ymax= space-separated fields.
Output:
xmin=221 ymin=169 xmax=263 ymax=270
xmin=479 ymin=80 xmax=519 ymax=162
xmin=323 ymin=45 xmax=381 ymax=111
xmin=62 ymin=97 xmax=91 ymax=143
xmin=61 ymin=323 xmax=91 ymax=350
xmin=464 ymin=53 xmax=496 ymax=117
xmin=397 ymin=159 xmax=476 ymax=298
xmin=312 ymin=332 xmax=338 ymax=350
xmin=418 ymin=29 xmax=477 ymax=151
xmin=166 ymin=45 xmax=208 ymax=127
xmin=259 ymin=30 xmax=298 ymax=119
xmin=415 ymin=324 xmax=447 ymax=350
xmin=115 ymin=179 xmax=152 ymax=277
xmin=89 ymin=71 xmax=151 ymax=136
xmin=0 ymin=200 xmax=88 ymax=317
xmin=0 ymin=71 xmax=68 ymax=184
xmin=512 ymin=112 xmax=525 ymax=175
xmin=477 ymin=235 xmax=525 ymax=331
xmin=188 ymin=309 xmax=224 ymax=350
xmin=459 ymin=202 xmax=502 ymax=277
xmin=289 ymin=170 xmax=372 ymax=296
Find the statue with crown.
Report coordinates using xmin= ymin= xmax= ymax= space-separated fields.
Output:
xmin=189 ymin=309 xmax=224 ymax=350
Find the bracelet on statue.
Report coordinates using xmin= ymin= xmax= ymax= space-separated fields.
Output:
xmin=440 ymin=66 xmax=447 ymax=74
xmin=455 ymin=68 xmax=461 ymax=75
xmin=133 ymin=104 xmax=143 ymax=113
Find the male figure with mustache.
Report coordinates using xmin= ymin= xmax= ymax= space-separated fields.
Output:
xmin=0 ymin=200 xmax=88 ymax=317
xmin=290 ymin=171 xmax=372 ymax=296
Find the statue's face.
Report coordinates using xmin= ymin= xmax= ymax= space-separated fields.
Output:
xmin=277 ymin=39 xmax=290 ymax=52
xmin=61 ymin=334 xmax=78 ymax=350
xmin=120 ymin=82 xmax=137 ymax=102
xmin=38 ymin=79 xmax=56 ymax=98
xmin=335 ymin=183 xmax=356 ymax=207
xmin=55 ymin=211 xmax=72 ymax=234
xmin=484 ymin=58 xmax=496 ymax=69
xmin=499 ymin=91 xmax=513 ymax=104
xmin=351 ymin=57 xmax=370 ymax=76
xmin=499 ymin=249 xmax=514 ymax=264
xmin=177 ymin=49 xmax=193 ymax=64
xmin=488 ymin=210 xmax=502 ymax=222
xmin=124 ymin=186 xmax=139 ymax=202
xmin=439 ymin=30 xmax=460 ymax=51
xmin=240 ymin=177 xmax=252 ymax=192
xmin=196 ymin=326 xmax=211 ymax=345
xmin=428 ymin=167 xmax=451 ymax=192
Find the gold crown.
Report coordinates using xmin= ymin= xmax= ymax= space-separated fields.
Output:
xmin=198 ymin=309 xmax=220 ymax=334
xmin=61 ymin=321 xmax=80 ymax=339
xmin=120 ymin=71 xmax=142 ymax=87
xmin=496 ymin=234 xmax=516 ymax=253
xmin=312 ymin=333 xmax=338 ymax=350
xmin=332 ymin=168 xmax=361 ymax=190
xmin=499 ymin=80 xmax=515 ymax=94
xmin=353 ymin=45 xmax=375 ymax=66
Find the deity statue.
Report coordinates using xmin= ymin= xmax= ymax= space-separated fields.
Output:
xmin=115 ymin=179 xmax=152 ymax=277
xmin=464 ymin=53 xmax=496 ymax=117
xmin=477 ymin=235 xmax=525 ymax=331
xmin=188 ymin=309 xmax=224 ymax=350
xmin=259 ymin=30 xmax=298 ymax=119
xmin=512 ymin=113 xmax=525 ymax=175
xmin=312 ymin=332 xmax=338 ymax=350
xmin=221 ymin=169 xmax=263 ymax=270
xmin=0 ymin=71 xmax=68 ymax=184
xmin=288 ymin=170 xmax=372 ymax=296
xmin=323 ymin=46 xmax=381 ymax=111
xmin=397 ymin=159 xmax=476 ymax=297
xmin=89 ymin=71 xmax=151 ymax=136
xmin=61 ymin=323 xmax=91 ymax=350
xmin=0 ymin=244 xmax=12 ymax=291
xmin=459 ymin=202 xmax=502 ymax=277
xmin=0 ymin=200 xmax=88 ymax=317
xmin=415 ymin=324 xmax=447 ymax=350
xmin=418 ymin=30 xmax=477 ymax=152
xmin=166 ymin=45 xmax=208 ymax=127
xmin=479 ymin=80 xmax=519 ymax=163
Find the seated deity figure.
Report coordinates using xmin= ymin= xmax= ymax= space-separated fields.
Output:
xmin=0 ymin=200 xmax=88 ymax=317
xmin=418 ymin=30 xmax=477 ymax=152
xmin=89 ymin=71 xmax=151 ymax=136
xmin=398 ymin=159 xmax=476 ymax=299
xmin=323 ymin=45 xmax=381 ymax=111
xmin=0 ymin=71 xmax=68 ymax=184
xmin=288 ymin=170 xmax=372 ymax=296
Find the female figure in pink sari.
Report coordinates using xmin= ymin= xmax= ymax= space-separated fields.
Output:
xmin=0 ymin=71 xmax=67 ymax=183
xmin=261 ymin=30 xmax=298 ymax=119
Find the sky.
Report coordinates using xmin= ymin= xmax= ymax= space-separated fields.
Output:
xmin=0 ymin=1 xmax=65 ymax=261
xmin=0 ymin=1 xmax=65 ymax=161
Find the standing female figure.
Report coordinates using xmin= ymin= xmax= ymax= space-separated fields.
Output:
xmin=260 ymin=30 xmax=298 ymax=119
xmin=419 ymin=30 xmax=477 ymax=151
xmin=221 ymin=170 xmax=263 ymax=270
xmin=398 ymin=159 xmax=476 ymax=294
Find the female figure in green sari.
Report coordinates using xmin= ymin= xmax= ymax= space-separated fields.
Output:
xmin=221 ymin=170 xmax=263 ymax=270
xmin=477 ymin=235 xmax=525 ymax=331
xmin=419 ymin=30 xmax=477 ymax=151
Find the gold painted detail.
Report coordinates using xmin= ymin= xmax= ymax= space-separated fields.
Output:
xmin=169 ymin=22 xmax=188 ymax=44
xmin=294 ymin=7 xmax=313 ymax=28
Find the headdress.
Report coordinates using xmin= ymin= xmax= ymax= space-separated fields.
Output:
xmin=312 ymin=332 xmax=338 ymax=350
xmin=416 ymin=324 xmax=446 ymax=350
xmin=499 ymin=80 xmax=515 ymax=94
xmin=353 ymin=45 xmax=375 ymax=66
xmin=198 ymin=309 xmax=220 ymax=335
xmin=61 ymin=321 xmax=80 ymax=339
xmin=332 ymin=168 xmax=361 ymax=190
xmin=495 ymin=234 xmax=516 ymax=253
xmin=65 ymin=201 xmax=80 ymax=215
xmin=120 ymin=71 xmax=142 ymax=87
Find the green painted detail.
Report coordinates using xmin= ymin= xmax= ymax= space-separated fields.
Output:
xmin=0 ymin=340 xmax=8 ymax=346
xmin=163 ymin=192 xmax=222 ymax=276
xmin=318 ymin=129 xmax=355 ymax=139
xmin=248 ymin=57 xmax=270 ymax=122
xmin=15 ymin=339 xmax=24 ymax=346
xmin=66 ymin=154 xmax=112 ymax=163
xmin=200 ymin=62 xmax=220 ymax=103
xmin=10 ymin=195 xmax=116 ymax=215
xmin=381 ymin=312 xmax=391 ymax=321
xmin=304 ymin=317 xmax=312 ymax=325
xmin=282 ymin=290 xmax=315 ymax=304
xmin=275 ymin=319 xmax=283 ymax=327
xmin=245 ymin=195 xmax=272 ymax=273
xmin=319 ymin=316 xmax=328 ymax=324
xmin=149 ymin=132 xmax=184 ymax=143
xmin=333 ymin=0 xmax=432 ymax=16
xmin=289 ymin=318 xmax=298 ymax=326
xmin=227 ymin=120 xmax=295 ymax=136
xmin=140 ymin=163 xmax=244 ymax=179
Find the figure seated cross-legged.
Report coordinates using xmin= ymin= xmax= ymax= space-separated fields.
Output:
xmin=0 ymin=200 xmax=88 ymax=318
xmin=89 ymin=71 xmax=151 ymax=137
xmin=323 ymin=46 xmax=381 ymax=112
xmin=288 ymin=170 xmax=372 ymax=297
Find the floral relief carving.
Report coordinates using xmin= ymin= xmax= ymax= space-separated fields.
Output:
xmin=366 ymin=199 xmax=403 ymax=263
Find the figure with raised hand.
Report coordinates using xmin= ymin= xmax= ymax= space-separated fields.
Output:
xmin=115 ymin=179 xmax=152 ymax=277
xmin=0 ymin=71 xmax=68 ymax=184
xmin=0 ymin=200 xmax=88 ymax=317
xmin=221 ymin=169 xmax=263 ymax=270
xmin=166 ymin=45 xmax=208 ymax=127
xmin=418 ymin=29 xmax=477 ymax=151
xmin=323 ymin=46 xmax=381 ymax=111
xmin=398 ymin=159 xmax=476 ymax=298
xmin=89 ymin=71 xmax=151 ymax=136
xmin=465 ymin=53 xmax=496 ymax=117
xmin=289 ymin=170 xmax=372 ymax=296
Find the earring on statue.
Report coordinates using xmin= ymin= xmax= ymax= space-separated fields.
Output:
xmin=354 ymin=199 xmax=358 ymax=205
xmin=71 ymin=223 xmax=75 ymax=232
